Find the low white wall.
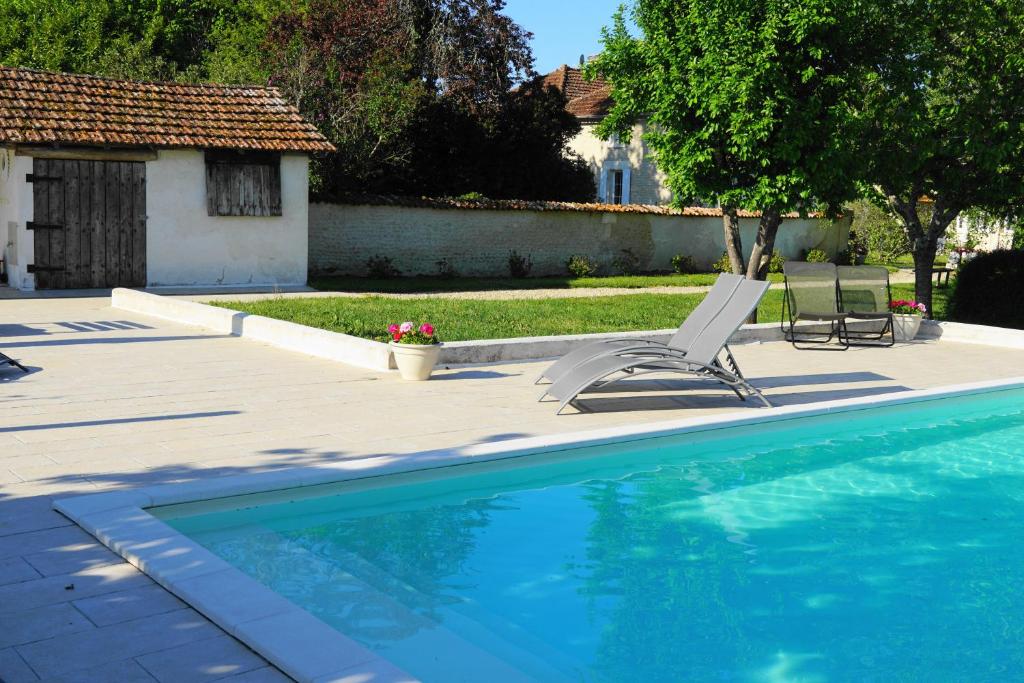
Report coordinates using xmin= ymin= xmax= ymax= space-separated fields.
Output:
xmin=146 ymin=150 xmax=309 ymax=287
xmin=116 ymin=290 xmax=1024 ymax=375
xmin=112 ymin=288 xmax=391 ymax=371
xmin=310 ymin=202 xmax=851 ymax=277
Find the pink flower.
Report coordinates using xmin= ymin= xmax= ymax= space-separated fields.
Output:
xmin=399 ymin=321 xmax=414 ymax=333
xmin=419 ymin=323 xmax=434 ymax=335
xmin=387 ymin=324 xmax=399 ymax=334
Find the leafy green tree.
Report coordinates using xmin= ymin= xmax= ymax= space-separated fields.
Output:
xmin=266 ymin=0 xmax=594 ymax=200
xmin=847 ymin=199 xmax=912 ymax=263
xmin=0 ymin=0 xmax=253 ymax=81
xmin=589 ymin=0 xmax=869 ymax=287
xmin=854 ymin=0 xmax=1024 ymax=315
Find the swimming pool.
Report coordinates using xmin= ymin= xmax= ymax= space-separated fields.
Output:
xmin=154 ymin=386 xmax=1024 ymax=682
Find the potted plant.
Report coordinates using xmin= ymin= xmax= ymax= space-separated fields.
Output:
xmin=388 ymin=321 xmax=441 ymax=380
xmin=888 ymin=299 xmax=927 ymax=341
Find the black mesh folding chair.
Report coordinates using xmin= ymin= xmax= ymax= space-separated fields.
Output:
xmin=781 ymin=262 xmax=849 ymax=349
xmin=837 ymin=265 xmax=895 ymax=346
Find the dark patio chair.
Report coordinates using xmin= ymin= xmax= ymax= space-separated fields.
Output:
xmin=837 ymin=265 xmax=895 ymax=346
xmin=781 ymin=262 xmax=848 ymax=349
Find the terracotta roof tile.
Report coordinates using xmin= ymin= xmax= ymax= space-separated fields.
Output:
xmin=333 ymin=193 xmax=812 ymax=218
xmin=0 ymin=66 xmax=335 ymax=153
xmin=541 ymin=65 xmax=613 ymax=119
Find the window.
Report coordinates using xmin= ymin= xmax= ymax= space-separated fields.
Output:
xmin=608 ymin=169 xmax=624 ymax=204
xmin=600 ymin=164 xmax=631 ymax=204
xmin=205 ymin=150 xmax=282 ymax=216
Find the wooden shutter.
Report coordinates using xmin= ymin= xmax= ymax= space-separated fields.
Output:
xmin=205 ymin=150 xmax=282 ymax=217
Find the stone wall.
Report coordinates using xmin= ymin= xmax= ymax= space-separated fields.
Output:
xmin=309 ymin=200 xmax=851 ymax=277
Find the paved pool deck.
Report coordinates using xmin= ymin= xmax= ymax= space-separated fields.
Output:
xmin=1 ymin=294 xmax=1021 ymax=682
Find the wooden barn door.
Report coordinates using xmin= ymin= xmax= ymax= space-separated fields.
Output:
xmin=30 ymin=158 xmax=146 ymax=289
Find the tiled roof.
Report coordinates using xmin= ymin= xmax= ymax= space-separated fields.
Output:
xmin=541 ymin=65 xmax=613 ymax=119
xmin=0 ymin=66 xmax=335 ymax=153
xmin=332 ymin=193 xmax=812 ymax=218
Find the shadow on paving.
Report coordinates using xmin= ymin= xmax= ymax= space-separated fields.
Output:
xmin=0 ymin=411 xmax=243 ymax=434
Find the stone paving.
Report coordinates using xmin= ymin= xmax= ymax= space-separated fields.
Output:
xmin=1 ymin=294 xmax=1021 ymax=682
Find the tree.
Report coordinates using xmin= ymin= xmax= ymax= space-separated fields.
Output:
xmin=0 ymin=0 xmax=258 ymax=81
xmin=589 ymin=0 xmax=868 ymax=291
xmin=265 ymin=0 xmax=425 ymax=197
xmin=266 ymin=0 xmax=594 ymax=200
xmin=854 ymin=0 xmax=1024 ymax=316
xmin=847 ymin=199 xmax=912 ymax=263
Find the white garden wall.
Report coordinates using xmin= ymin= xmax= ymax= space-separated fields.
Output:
xmin=146 ymin=149 xmax=309 ymax=287
xmin=309 ymin=201 xmax=851 ymax=277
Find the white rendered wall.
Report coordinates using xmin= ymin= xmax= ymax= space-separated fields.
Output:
xmin=146 ymin=149 xmax=309 ymax=286
xmin=310 ymin=203 xmax=852 ymax=276
xmin=0 ymin=149 xmax=36 ymax=290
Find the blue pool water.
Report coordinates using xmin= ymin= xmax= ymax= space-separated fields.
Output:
xmin=158 ymin=389 xmax=1024 ymax=682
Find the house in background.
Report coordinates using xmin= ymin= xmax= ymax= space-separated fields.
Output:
xmin=0 ymin=66 xmax=333 ymax=291
xmin=542 ymin=65 xmax=672 ymax=206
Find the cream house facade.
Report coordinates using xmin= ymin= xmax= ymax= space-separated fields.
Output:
xmin=543 ymin=65 xmax=673 ymax=206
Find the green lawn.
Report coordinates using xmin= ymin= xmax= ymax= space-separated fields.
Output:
xmin=865 ymin=254 xmax=948 ymax=270
xmin=215 ymin=283 xmax=943 ymax=342
xmin=310 ymin=272 xmax=785 ymax=294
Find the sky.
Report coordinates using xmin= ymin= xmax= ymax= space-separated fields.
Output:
xmin=502 ymin=0 xmax=632 ymax=76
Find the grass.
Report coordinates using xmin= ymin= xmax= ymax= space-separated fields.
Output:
xmin=214 ymin=283 xmax=945 ymax=342
xmin=310 ymin=272 xmax=785 ymax=294
xmin=866 ymin=253 xmax=948 ymax=270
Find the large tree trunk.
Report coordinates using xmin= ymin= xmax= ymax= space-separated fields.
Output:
xmin=746 ymin=207 xmax=782 ymax=280
xmin=911 ymin=242 xmax=938 ymax=318
xmin=744 ymin=207 xmax=782 ymax=323
xmin=883 ymin=188 xmax=959 ymax=318
xmin=723 ymin=204 xmax=745 ymax=275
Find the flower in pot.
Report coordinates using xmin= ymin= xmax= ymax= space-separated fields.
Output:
xmin=388 ymin=321 xmax=442 ymax=380
xmin=888 ymin=299 xmax=927 ymax=342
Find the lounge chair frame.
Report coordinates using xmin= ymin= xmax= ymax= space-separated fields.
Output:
xmin=1 ymin=352 xmax=27 ymax=373
xmin=534 ymin=273 xmax=745 ymax=386
xmin=540 ymin=278 xmax=772 ymax=414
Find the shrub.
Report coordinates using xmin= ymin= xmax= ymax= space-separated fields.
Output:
xmin=366 ymin=254 xmax=400 ymax=278
xmin=712 ymin=252 xmax=733 ymax=273
xmin=507 ymin=250 xmax=533 ymax=278
xmin=611 ymin=248 xmax=641 ymax=275
xmin=948 ymin=249 xmax=1024 ymax=329
xmin=671 ymin=253 xmax=698 ymax=274
xmin=805 ymin=249 xmax=831 ymax=263
xmin=768 ymin=249 xmax=786 ymax=273
xmin=848 ymin=198 xmax=912 ymax=262
xmin=566 ymin=254 xmax=600 ymax=278
xmin=435 ymin=257 xmax=458 ymax=279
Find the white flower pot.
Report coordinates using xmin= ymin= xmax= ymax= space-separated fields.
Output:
xmin=892 ymin=314 xmax=923 ymax=342
xmin=390 ymin=342 xmax=442 ymax=380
